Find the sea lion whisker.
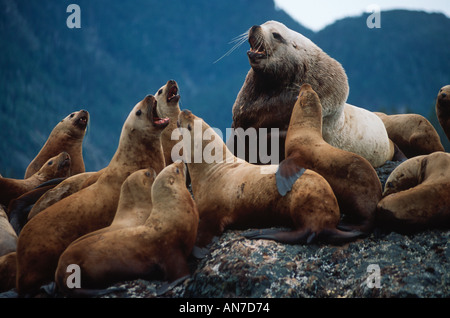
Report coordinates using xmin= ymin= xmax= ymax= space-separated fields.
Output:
xmin=214 ymin=35 xmax=249 ymax=64
xmin=229 ymin=31 xmax=249 ymax=44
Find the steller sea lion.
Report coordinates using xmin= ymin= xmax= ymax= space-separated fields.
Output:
xmin=0 ymin=152 xmax=71 ymax=207
xmin=177 ymin=110 xmax=362 ymax=248
xmin=377 ymin=151 xmax=450 ymax=232
xmin=55 ymin=161 xmax=198 ymax=294
xmin=375 ymin=112 xmax=444 ymax=158
xmin=229 ymin=20 xmax=394 ymax=168
xmin=0 ymin=252 xmax=17 ymax=293
xmin=27 ymin=170 xmax=104 ymax=221
xmin=276 ymin=84 xmax=382 ymax=234
xmin=61 ymin=168 xmax=157 ymax=244
xmin=155 ymin=80 xmax=182 ymax=166
xmin=0 ymin=206 xmax=17 ymax=257
xmin=436 ymin=85 xmax=450 ymax=142
xmin=16 ymin=95 xmax=168 ymax=296
xmin=7 ymin=178 xmax=66 ymax=235
xmin=25 ymin=110 xmax=88 ymax=178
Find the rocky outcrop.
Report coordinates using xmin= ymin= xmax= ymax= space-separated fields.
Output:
xmin=1 ymin=160 xmax=448 ymax=298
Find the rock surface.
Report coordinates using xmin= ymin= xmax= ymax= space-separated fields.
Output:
xmin=1 ymin=160 xmax=449 ymax=298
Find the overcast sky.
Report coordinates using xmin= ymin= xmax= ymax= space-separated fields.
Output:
xmin=274 ymin=0 xmax=450 ymax=31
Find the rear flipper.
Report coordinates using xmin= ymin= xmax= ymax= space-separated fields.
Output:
xmin=191 ymin=236 xmax=219 ymax=259
xmin=392 ymin=142 xmax=407 ymax=162
xmin=337 ymin=219 xmax=373 ymax=235
xmin=156 ymin=275 xmax=190 ymax=296
xmin=243 ymin=227 xmax=364 ymax=245
xmin=275 ymin=158 xmax=306 ymax=196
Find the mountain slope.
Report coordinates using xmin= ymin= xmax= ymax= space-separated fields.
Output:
xmin=1 ymin=2 xmax=449 ymax=177
xmin=0 ymin=0 xmax=309 ymax=177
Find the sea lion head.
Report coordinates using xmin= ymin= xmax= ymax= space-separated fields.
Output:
xmin=246 ymin=20 xmax=306 ymax=79
xmin=58 ymin=109 xmax=89 ymax=138
xmin=119 ymin=168 xmax=157 ymax=210
xmin=36 ymin=152 xmax=72 ymax=180
xmin=298 ymin=84 xmax=322 ymax=118
xmin=127 ymin=94 xmax=170 ymax=135
xmin=437 ymin=85 xmax=450 ymax=110
xmin=151 ymin=160 xmax=187 ymax=201
xmin=287 ymin=84 xmax=323 ymax=143
xmin=155 ymin=80 xmax=180 ymax=118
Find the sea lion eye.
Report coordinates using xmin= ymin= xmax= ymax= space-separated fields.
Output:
xmin=70 ymin=113 xmax=75 ymax=118
xmin=176 ymin=167 xmax=180 ymax=174
xmin=158 ymin=89 xmax=163 ymax=95
xmin=48 ymin=161 xmax=53 ymax=165
xmin=187 ymin=124 xmax=192 ymax=131
xmin=272 ymin=32 xmax=283 ymax=41
xmin=136 ymin=109 xmax=142 ymax=116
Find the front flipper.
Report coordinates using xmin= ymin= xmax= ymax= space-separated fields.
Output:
xmin=275 ymin=157 xmax=306 ymax=196
xmin=243 ymin=228 xmax=315 ymax=244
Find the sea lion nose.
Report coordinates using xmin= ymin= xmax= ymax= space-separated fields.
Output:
xmin=250 ymin=25 xmax=261 ymax=33
xmin=168 ymin=79 xmax=176 ymax=85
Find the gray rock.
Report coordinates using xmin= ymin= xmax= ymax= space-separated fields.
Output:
xmin=2 ymin=159 xmax=449 ymax=298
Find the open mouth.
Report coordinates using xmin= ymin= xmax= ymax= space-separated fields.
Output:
xmin=74 ymin=110 xmax=89 ymax=128
xmin=247 ymin=34 xmax=267 ymax=60
xmin=167 ymin=85 xmax=180 ymax=103
xmin=152 ymin=100 xmax=170 ymax=128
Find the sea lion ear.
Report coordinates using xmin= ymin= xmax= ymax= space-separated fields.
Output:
xmin=169 ymin=176 xmax=175 ymax=185
xmin=291 ymin=41 xmax=297 ymax=49
xmin=275 ymin=157 xmax=306 ymax=196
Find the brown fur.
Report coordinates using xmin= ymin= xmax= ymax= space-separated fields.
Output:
xmin=377 ymin=152 xmax=450 ymax=232
xmin=155 ymin=80 xmax=181 ymax=166
xmin=0 ymin=252 xmax=17 ymax=293
xmin=0 ymin=152 xmax=71 ymax=207
xmin=55 ymin=162 xmax=198 ymax=293
xmin=177 ymin=110 xmax=361 ymax=248
xmin=375 ymin=112 xmax=444 ymax=158
xmin=229 ymin=21 xmax=393 ymax=168
xmin=0 ymin=207 xmax=17 ymax=257
xmin=436 ymin=85 xmax=450 ymax=142
xmin=16 ymin=95 xmax=168 ymax=296
xmin=63 ymin=168 xmax=157 ymax=243
xmin=25 ymin=110 xmax=88 ymax=178
xmin=27 ymin=169 xmax=104 ymax=220
xmin=279 ymin=84 xmax=382 ymax=233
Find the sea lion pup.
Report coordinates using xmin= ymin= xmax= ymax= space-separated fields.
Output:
xmin=0 ymin=152 xmax=71 ymax=207
xmin=25 ymin=110 xmax=88 ymax=178
xmin=55 ymin=161 xmax=198 ymax=295
xmin=155 ymin=80 xmax=182 ymax=165
xmin=377 ymin=152 xmax=450 ymax=232
xmin=177 ymin=110 xmax=362 ymax=248
xmin=375 ymin=112 xmax=444 ymax=158
xmin=27 ymin=170 xmax=103 ymax=221
xmin=275 ymin=84 xmax=382 ymax=234
xmin=16 ymin=95 xmax=168 ymax=297
xmin=0 ymin=206 xmax=17 ymax=257
xmin=229 ymin=20 xmax=393 ymax=168
xmin=436 ymin=85 xmax=450 ymax=142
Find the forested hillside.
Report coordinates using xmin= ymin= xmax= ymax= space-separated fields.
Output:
xmin=1 ymin=0 xmax=449 ymax=177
